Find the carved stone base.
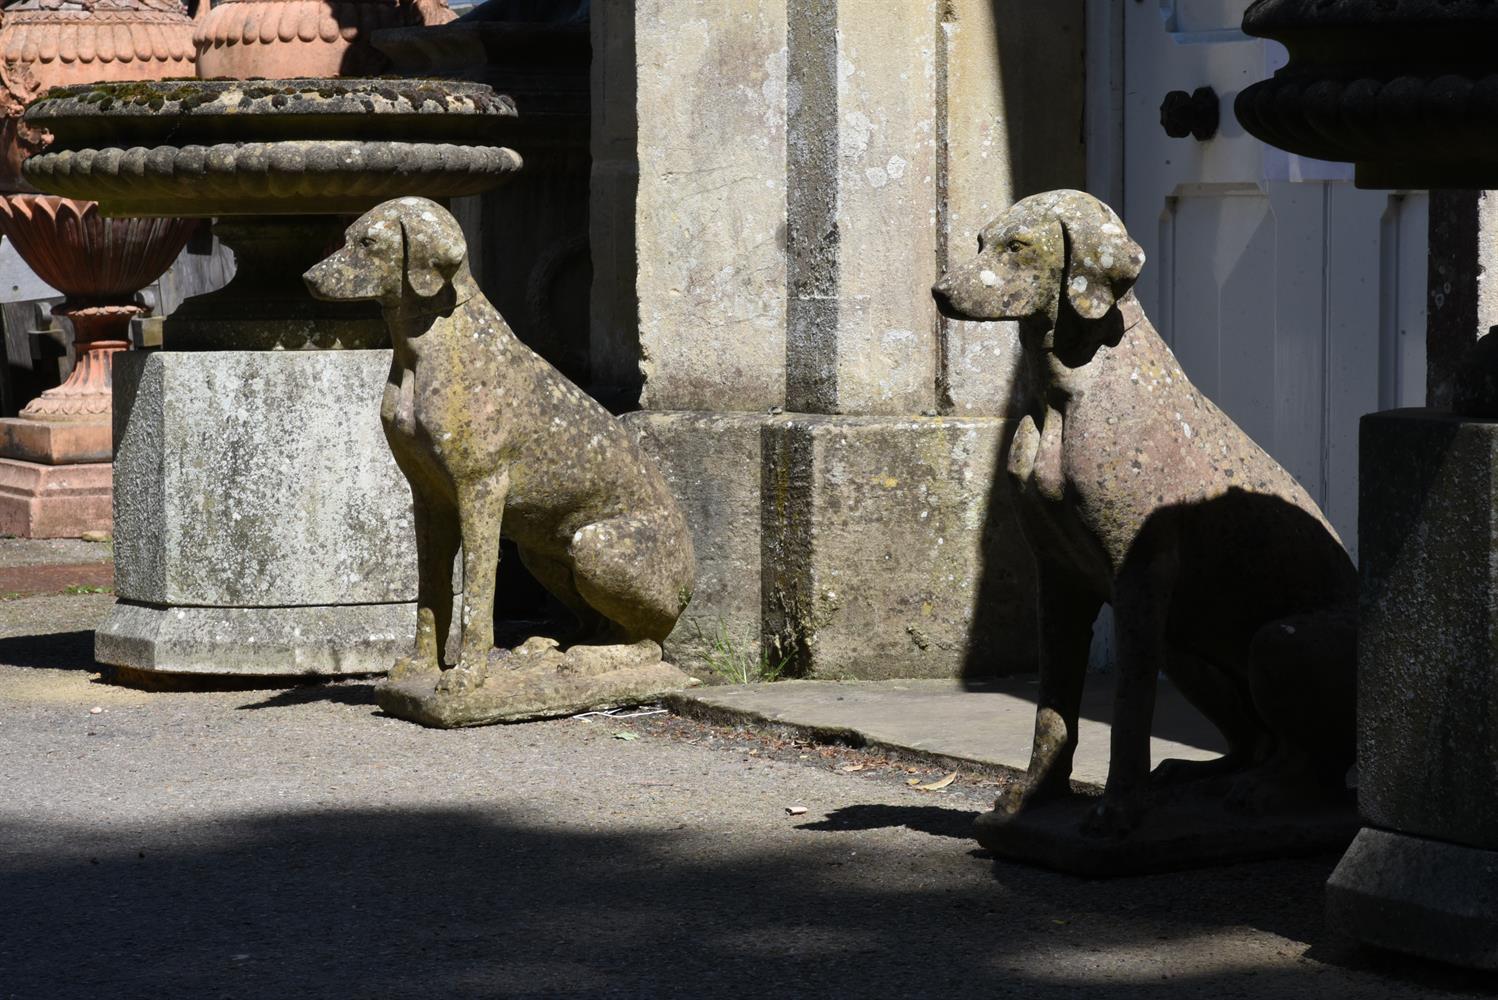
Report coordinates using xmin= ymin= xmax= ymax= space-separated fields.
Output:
xmin=0 ymin=416 xmax=111 ymax=465
xmin=376 ymin=639 xmax=695 ymax=727
xmin=973 ymin=789 xmax=1358 ymax=878
xmin=95 ymin=599 xmax=415 ymax=678
xmin=1327 ymin=827 xmax=1498 ymax=970
xmin=0 ymin=457 xmax=110 ymax=538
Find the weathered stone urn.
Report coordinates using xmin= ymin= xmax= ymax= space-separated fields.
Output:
xmin=0 ymin=0 xmax=197 ymax=537
xmin=1238 ymin=0 xmax=1498 ymax=971
xmin=22 ymin=76 xmax=520 ymax=679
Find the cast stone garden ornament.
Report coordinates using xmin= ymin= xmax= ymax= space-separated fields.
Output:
xmin=933 ymin=190 xmax=1358 ymax=873
xmin=304 ymin=197 xmax=697 ymax=726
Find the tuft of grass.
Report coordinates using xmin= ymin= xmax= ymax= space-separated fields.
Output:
xmin=700 ymin=620 xmax=793 ymax=685
xmin=63 ymin=584 xmax=112 ymax=596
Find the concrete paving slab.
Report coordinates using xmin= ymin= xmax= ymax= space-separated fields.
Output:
xmin=672 ymin=675 xmax=1226 ymax=789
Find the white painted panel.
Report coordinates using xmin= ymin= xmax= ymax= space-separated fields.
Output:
xmin=1161 ymin=0 xmax=1249 ymax=36
xmin=1114 ymin=0 xmax=1429 ymax=566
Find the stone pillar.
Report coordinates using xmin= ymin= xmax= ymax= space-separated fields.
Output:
xmin=600 ymin=1 xmax=1082 ymax=678
xmin=1427 ymin=190 xmax=1498 ymax=410
xmin=786 ymin=0 xmax=937 ymax=415
xmin=594 ymin=0 xmax=790 ymax=412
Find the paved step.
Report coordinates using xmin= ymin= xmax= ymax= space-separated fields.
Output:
xmin=671 ymin=674 xmax=1225 ymax=790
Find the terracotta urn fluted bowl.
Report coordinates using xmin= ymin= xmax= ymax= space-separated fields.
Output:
xmin=0 ymin=195 xmax=192 ymax=418
xmin=21 ymin=77 xmax=522 ymax=349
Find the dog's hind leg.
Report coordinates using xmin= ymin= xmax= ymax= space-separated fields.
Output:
xmin=568 ymin=512 xmax=694 ymax=645
xmin=1151 ymin=647 xmax=1267 ymax=786
xmin=1225 ymin=607 xmax=1356 ymax=814
xmin=516 ymin=544 xmax=611 ymax=640
xmin=998 ymin=566 xmax=1102 ymax=816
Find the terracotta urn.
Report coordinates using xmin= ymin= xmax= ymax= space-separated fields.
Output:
xmin=193 ymin=0 xmax=456 ymax=79
xmin=0 ymin=0 xmax=197 ymax=539
xmin=0 ymin=0 xmax=196 ymax=191
xmin=0 ymin=194 xmax=194 ymax=420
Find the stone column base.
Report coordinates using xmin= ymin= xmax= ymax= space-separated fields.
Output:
xmin=627 ymin=410 xmax=1037 ymax=680
xmin=102 ymin=349 xmax=418 ymax=680
xmin=0 ymin=457 xmax=111 ymax=538
xmin=1327 ymin=827 xmax=1498 ymax=970
xmin=96 ymin=600 xmax=414 ymax=679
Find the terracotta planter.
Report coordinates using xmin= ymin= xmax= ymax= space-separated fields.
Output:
xmin=193 ymin=0 xmax=456 ymax=79
xmin=0 ymin=194 xmax=194 ymax=419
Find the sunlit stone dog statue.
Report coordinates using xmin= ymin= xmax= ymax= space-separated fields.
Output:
xmin=305 ymin=197 xmax=697 ymax=726
xmin=933 ymin=190 xmax=1358 ymax=873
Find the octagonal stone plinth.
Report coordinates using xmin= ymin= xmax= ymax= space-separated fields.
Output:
xmin=1327 ymin=408 xmax=1498 ymax=966
xmin=98 ymin=349 xmax=417 ymax=677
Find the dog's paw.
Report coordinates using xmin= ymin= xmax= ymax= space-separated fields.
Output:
xmin=1225 ymin=772 xmax=1327 ymax=817
xmin=993 ymin=776 xmax=1063 ymax=817
xmin=388 ymin=656 xmax=441 ymax=683
xmin=1081 ymin=796 xmax=1143 ymax=839
xmin=435 ymin=663 xmax=486 ymax=695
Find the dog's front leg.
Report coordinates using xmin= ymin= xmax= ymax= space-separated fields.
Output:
xmin=1084 ymin=544 xmax=1179 ymax=838
xmin=998 ymin=566 xmax=1101 ymax=815
xmin=437 ymin=470 xmax=509 ymax=694
xmin=390 ymin=492 xmax=460 ymax=681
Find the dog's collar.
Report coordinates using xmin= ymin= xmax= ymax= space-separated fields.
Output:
xmin=392 ymin=288 xmax=478 ymax=322
xmin=1117 ymin=292 xmax=1146 ymax=333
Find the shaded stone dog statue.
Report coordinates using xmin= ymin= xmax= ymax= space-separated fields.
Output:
xmin=933 ymin=190 xmax=1358 ymax=874
xmin=304 ymin=197 xmax=697 ymax=726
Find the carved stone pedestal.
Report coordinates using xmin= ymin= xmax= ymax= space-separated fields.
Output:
xmin=95 ymin=350 xmax=417 ymax=679
xmin=1324 ymin=409 xmax=1498 ymax=968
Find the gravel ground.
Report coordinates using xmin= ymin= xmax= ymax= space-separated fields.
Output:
xmin=1 ymin=595 xmax=1495 ymax=999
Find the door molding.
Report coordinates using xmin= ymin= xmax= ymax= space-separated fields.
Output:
xmin=1085 ymin=0 xmax=1124 ymax=208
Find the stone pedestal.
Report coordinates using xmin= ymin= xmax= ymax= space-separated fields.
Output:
xmin=0 ymin=458 xmax=110 ymax=538
xmin=95 ymin=350 xmax=416 ymax=678
xmin=0 ymin=395 xmax=115 ymax=540
xmin=627 ymin=410 xmax=1036 ymax=679
xmin=762 ymin=416 xmax=1033 ymax=679
xmin=1325 ymin=409 xmax=1498 ymax=967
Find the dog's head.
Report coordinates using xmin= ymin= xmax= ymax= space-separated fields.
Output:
xmin=304 ymin=196 xmax=467 ymax=308
xmin=932 ymin=190 xmax=1144 ymax=325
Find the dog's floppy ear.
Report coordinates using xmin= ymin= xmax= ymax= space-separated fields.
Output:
xmin=399 ymin=211 xmax=465 ymax=299
xmin=1059 ymin=199 xmax=1145 ymax=321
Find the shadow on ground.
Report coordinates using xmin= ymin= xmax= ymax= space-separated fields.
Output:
xmin=800 ymin=803 xmax=982 ymax=841
xmin=4 ymin=806 xmax=1493 ymax=999
xmin=0 ymin=629 xmax=96 ymax=671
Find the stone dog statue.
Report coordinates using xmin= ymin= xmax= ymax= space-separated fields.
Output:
xmin=932 ymin=190 xmax=1356 ymax=841
xmin=304 ymin=197 xmax=696 ymax=726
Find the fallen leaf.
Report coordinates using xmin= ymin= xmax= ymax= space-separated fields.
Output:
xmin=785 ymin=806 xmax=808 ymax=816
xmin=612 ymin=731 xmax=638 ymax=741
xmin=840 ymin=763 xmax=866 ymax=773
xmin=906 ymin=778 xmax=921 ymax=786
xmin=88 ymin=707 xmax=102 ymax=715
xmin=914 ymin=772 xmax=957 ymax=791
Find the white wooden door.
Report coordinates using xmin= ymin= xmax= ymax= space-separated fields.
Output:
xmin=1118 ymin=0 xmax=1427 ymax=559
